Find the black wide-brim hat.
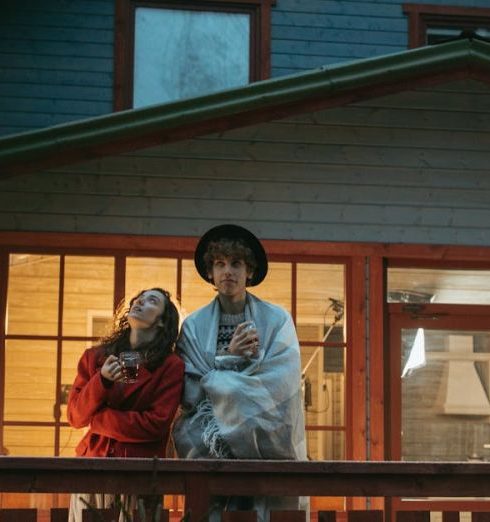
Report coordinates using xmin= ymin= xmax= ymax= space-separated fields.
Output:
xmin=194 ymin=224 xmax=268 ymax=286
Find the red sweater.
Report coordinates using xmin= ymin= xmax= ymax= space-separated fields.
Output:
xmin=67 ymin=346 xmax=184 ymax=458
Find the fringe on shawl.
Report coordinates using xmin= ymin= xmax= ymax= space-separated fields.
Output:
xmin=193 ymin=398 xmax=233 ymax=458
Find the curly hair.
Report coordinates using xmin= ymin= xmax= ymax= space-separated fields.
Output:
xmin=98 ymin=288 xmax=179 ymax=371
xmin=203 ymin=238 xmax=257 ymax=280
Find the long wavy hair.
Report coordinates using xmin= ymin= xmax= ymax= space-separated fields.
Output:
xmin=98 ymin=288 xmax=179 ymax=370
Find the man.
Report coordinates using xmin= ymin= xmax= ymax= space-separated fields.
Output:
xmin=173 ymin=224 xmax=308 ymax=521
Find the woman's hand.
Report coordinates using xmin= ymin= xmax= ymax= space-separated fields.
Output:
xmin=228 ymin=322 xmax=259 ymax=358
xmin=100 ymin=354 xmax=125 ymax=383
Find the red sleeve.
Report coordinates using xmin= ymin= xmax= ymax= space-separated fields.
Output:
xmin=90 ymin=355 xmax=184 ymax=443
xmin=67 ymin=348 xmax=110 ymax=429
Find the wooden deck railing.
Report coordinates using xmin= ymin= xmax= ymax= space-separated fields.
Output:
xmin=2 ymin=458 xmax=490 ymax=521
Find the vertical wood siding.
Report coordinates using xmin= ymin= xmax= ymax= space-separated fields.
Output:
xmin=0 ymin=0 xmax=114 ymax=136
xmin=0 ymin=79 xmax=489 ymax=247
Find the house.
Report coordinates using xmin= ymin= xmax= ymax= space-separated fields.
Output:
xmin=2 ymin=0 xmax=490 ymax=517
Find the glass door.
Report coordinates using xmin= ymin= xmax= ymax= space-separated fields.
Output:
xmin=388 ymin=304 xmax=490 ymax=513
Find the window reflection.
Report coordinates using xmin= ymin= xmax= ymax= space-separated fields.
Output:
xmin=402 ymin=329 xmax=490 ymax=461
xmin=134 ymin=8 xmax=250 ymax=107
xmin=388 ymin=267 xmax=490 ymax=305
xmin=427 ymin=26 xmax=490 ymax=45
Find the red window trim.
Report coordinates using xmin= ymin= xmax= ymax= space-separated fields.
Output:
xmin=0 ymin=234 xmax=355 ymax=457
xmin=4 ymin=232 xmax=490 ymax=461
xmin=403 ymin=3 xmax=490 ymax=49
xmin=4 ymin=231 xmax=490 ymax=264
xmin=114 ymin=0 xmax=275 ymax=111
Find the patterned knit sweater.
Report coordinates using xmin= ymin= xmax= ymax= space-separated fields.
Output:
xmin=216 ymin=312 xmax=245 ymax=355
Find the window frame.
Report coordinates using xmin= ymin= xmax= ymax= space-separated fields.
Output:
xmin=403 ymin=3 xmax=490 ymax=49
xmin=3 ymin=233 xmax=490 ymax=515
xmin=0 ymin=234 xmax=354 ymax=460
xmin=114 ymin=0 xmax=275 ymax=111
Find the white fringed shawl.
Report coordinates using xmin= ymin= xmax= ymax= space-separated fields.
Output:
xmin=173 ymin=293 xmax=307 ymax=461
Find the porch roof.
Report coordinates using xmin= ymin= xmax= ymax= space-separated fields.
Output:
xmin=1 ymin=38 xmax=490 ymax=176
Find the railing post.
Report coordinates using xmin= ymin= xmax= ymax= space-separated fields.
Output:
xmin=185 ymin=475 xmax=211 ymax=522
xmin=270 ymin=510 xmax=306 ymax=522
xmin=0 ymin=509 xmax=37 ymax=522
xmin=442 ymin=513 xmax=460 ymax=522
xmin=318 ymin=511 xmax=337 ymax=522
xmin=348 ymin=510 xmax=384 ymax=522
xmin=222 ymin=512 xmax=257 ymax=522
xmin=397 ymin=512 xmax=430 ymax=522
xmin=472 ymin=515 xmax=490 ymax=522
xmin=50 ymin=508 xmax=69 ymax=522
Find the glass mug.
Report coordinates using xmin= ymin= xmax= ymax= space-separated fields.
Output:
xmin=242 ymin=320 xmax=259 ymax=358
xmin=119 ymin=351 xmax=143 ymax=383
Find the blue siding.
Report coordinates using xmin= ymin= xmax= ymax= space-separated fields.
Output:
xmin=1 ymin=80 xmax=489 ymax=246
xmin=1 ymin=0 xmax=490 ymax=136
xmin=271 ymin=0 xmax=490 ymax=76
xmin=0 ymin=0 xmax=113 ymax=136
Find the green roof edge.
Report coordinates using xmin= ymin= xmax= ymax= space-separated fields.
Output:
xmin=1 ymin=38 xmax=489 ymax=166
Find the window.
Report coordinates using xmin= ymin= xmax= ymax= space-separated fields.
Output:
xmin=0 ymin=244 xmax=350 ymax=514
xmin=388 ymin=267 xmax=490 ymax=305
xmin=403 ymin=3 xmax=490 ymax=49
xmin=4 ymin=255 xmax=115 ymax=457
xmin=1 ymin=251 xmax=347 ymax=459
xmin=387 ymin=264 xmax=490 ymax=465
xmin=114 ymin=0 xmax=274 ymax=110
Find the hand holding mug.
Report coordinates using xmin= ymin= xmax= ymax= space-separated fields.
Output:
xmin=119 ymin=351 xmax=143 ymax=383
xmin=101 ymin=352 xmax=143 ymax=384
xmin=229 ymin=321 xmax=259 ymax=358
xmin=100 ymin=354 xmax=124 ymax=383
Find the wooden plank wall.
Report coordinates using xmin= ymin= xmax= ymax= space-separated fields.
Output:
xmin=270 ymin=0 xmax=490 ymax=76
xmin=271 ymin=0 xmax=406 ymax=76
xmin=0 ymin=0 xmax=114 ymax=136
xmin=0 ymin=79 xmax=489 ymax=247
xmin=3 ymin=0 xmax=490 ymax=137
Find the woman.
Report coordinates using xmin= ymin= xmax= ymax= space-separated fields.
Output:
xmin=67 ymin=287 xmax=184 ymax=522
xmin=173 ymin=225 xmax=308 ymax=521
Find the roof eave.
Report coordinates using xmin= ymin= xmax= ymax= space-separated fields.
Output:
xmin=1 ymin=38 xmax=489 ymax=175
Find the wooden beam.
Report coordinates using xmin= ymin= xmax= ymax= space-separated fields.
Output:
xmin=4 ymin=232 xmax=490 ymax=264
xmin=347 ymin=257 xmax=367 ymax=462
xmin=368 ymin=256 xmax=385 ymax=462
xmin=4 ymin=458 xmax=490 ymax=498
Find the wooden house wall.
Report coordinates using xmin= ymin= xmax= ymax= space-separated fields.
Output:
xmin=1 ymin=79 xmax=489 ymax=246
xmin=271 ymin=0 xmax=490 ymax=76
xmin=2 ymin=0 xmax=490 ymax=137
xmin=0 ymin=0 xmax=114 ymax=136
